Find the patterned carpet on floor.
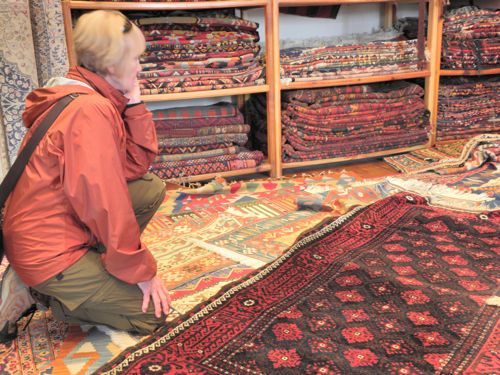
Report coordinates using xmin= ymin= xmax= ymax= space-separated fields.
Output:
xmin=1 ymin=171 xmax=392 ymax=374
xmin=96 ymin=193 xmax=500 ymax=374
xmin=3 ymin=133 xmax=498 ymax=373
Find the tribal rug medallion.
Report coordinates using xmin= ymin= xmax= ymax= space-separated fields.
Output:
xmin=100 ymin=193 xmax=499 ymax=374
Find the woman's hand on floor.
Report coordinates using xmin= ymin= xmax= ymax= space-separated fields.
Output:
xmin=138 ymin=276 xmax=171 ymax=318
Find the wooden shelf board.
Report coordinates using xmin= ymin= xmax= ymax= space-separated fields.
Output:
xmin=279 ymin=0 xmax=427 ymax=5
xmin=282 ymin=143 xmax=430 ymax=169
xmin=141 ymin=85 xmax=269 ymax=102
xmin=67 ymin=0 xmax=267 ymax=10
xmin=281 ymin=70 xmax=430 ymax=90
xmin=164 ymin=162 xmax=271 ymax=183
xmin=440 ymin=68 xmax=500 ymax=76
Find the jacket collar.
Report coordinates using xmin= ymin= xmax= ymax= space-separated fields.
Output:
xmin=67 ymin=66 xmax=129 ymax=113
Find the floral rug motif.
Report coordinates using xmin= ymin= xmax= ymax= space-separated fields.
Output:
xmin=96 ymin=193 xmax=500 ymax=374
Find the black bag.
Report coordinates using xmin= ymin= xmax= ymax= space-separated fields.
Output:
xmin=0 ymin=94 xmax=80 ymax=264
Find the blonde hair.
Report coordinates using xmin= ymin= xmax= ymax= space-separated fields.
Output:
xmin=73 ymin=10 xmax=145 ymax=74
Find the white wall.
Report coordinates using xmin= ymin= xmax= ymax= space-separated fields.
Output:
xmin=243 ymin=3 xmax=419 ymax=44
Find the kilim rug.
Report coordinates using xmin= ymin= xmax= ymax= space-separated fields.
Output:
xmin=157 ymin=173 xmax=359 ymax=215
xmin=381 ymin=134 xmax=500 ymax=213
xmin=383 ymin=139 xmax=468 ymax=173
xmin=142 ymin=171 xmax=387 ymax=320
xmin=384 ymin=133 xmax=500 ymax=174
xmin=386 ymin=162 xmax=500 ymax=212
xmin=96 ymin=193 xmax=500 ymax=374
xmin=1 ymin=171 xmax=393 ymax=374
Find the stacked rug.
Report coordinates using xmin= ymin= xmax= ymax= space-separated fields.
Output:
xmin=150 ymin=102 xmax=264 ymax=179
xmin=441 ymin=6 xmax=500 ymax=70
xmin=437 ymin=76 xmax=499 ymax=141
xmin=280 ymin=81 xmax=430 ymax=162
xmin=135 ymin=13 xmax=265 ymax=94
xmin=279 ymin=29 xmax=422 ymax=83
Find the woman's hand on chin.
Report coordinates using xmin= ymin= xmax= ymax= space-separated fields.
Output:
xmin=124 ymin=80 xmax=141 ymax=105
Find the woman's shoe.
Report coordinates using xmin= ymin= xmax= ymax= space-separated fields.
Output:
xmin=0 ymin=266 xmax=36 ymax=344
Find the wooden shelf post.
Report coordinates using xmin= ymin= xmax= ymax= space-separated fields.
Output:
xmin=425 ymin=0 xmax=443 ymax=146
xmin=267 ymin=0 xmax=282 ymax=178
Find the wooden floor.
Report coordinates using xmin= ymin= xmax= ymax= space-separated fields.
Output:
xmin=165 ymin=158 xmax=398 ymax=190
xmin=282 ymin=158 xmax=398 ymax=179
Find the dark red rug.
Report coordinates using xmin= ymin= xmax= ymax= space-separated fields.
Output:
xmin=96 ymin=193 xmax=499 ymax=375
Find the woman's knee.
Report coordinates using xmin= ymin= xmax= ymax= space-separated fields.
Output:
xmin=129 ymin=312 xmax=165 ymax=335
xmin=128 ymin=173 xmax=166 ymax=214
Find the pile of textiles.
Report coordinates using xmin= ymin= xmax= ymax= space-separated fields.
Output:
xmin=441 ymin=6 xmax=500 ymax=70
xmin=279 ymin=29 xmax=421 ymax=82
xmin=280 ymin=81 xmax=430 ymax=162
xmin=150 ymin=102 xmax=264 ymax=179
xmin=134 ymin=13 xmax=265 ymax=94
xmin=437 ymin=76 xmax=499 ymax=141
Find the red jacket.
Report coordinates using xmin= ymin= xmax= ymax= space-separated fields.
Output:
xmin=3 ymin=67 xmax=158 ymax=286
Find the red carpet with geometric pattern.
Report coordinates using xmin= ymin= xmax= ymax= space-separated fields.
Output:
xmin=96 ymin=193 xmax=499 ymax=375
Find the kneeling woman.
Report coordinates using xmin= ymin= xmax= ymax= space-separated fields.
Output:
xmin=1 ymin=10 xmax=170 ymax=341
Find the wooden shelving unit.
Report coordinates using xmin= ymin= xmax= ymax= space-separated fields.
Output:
xmin=170 ymin=162 xmax=272 ymax=183
xmin=281 ymin=70 xmax=431 ymax=91
xmin=440 ymin=68 xmax=500 ymax=76
xmin=282 ymin=144 xmax=430 ymax=169
xmin=62 ymin=0 xmax=279 ymax=182
xmin=141 ymin=85 xmax=270 ymax=103
xmin=277 ymin=0 xmax=437 ymax=173
xmin=430 ymin=5 xmax=498 ymax=143
xmin=61 ymin=0 xmax=496 ymax=181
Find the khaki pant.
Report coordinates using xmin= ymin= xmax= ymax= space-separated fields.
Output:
xmin=33 ymin=173 xmax=166 ymax=334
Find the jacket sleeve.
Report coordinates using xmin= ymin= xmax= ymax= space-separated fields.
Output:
xmin=61 ymin=98 xmax=157 ymax=284
xmin=122 ymin=103 xmax=158 ymax=181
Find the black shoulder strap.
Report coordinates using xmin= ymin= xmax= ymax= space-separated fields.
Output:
xmin=0 ymin=93 xmax=80 ymax=207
